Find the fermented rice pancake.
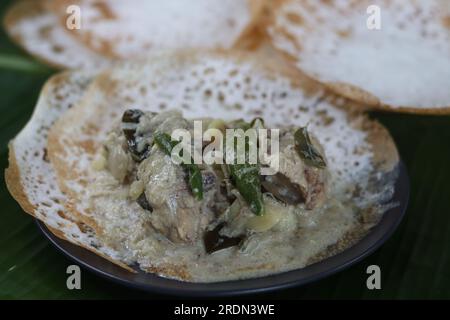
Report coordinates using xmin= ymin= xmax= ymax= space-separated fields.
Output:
xmin=4 ymin=0 xmax=264 ymax=68
xmin=47 ymin=0 xmax=264 ymax=59
xmin=42 ymin=51 xmax=399 ymax=282
xmin=4 ymin=70 xmax=134 ymax=271
xmin=4 ymin=0 xmax=111 ymax=69
xmin=266 ymin=0 xmax=450 ymax=114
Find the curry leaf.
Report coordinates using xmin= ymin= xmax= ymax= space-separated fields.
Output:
xmin=154 ymin=131 xmax=203 ymax=200
xmin=294 ymin=127 xmax=326 ymax=169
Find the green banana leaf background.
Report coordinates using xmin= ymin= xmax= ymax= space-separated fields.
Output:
xmin=1 ymin=0 xmax=450 ymax=299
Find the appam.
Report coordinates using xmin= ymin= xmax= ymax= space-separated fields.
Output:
xmin=47 ymin=0 xmax=265 ymax=59
xmin=266 ymin=0 xmax=450 ymax=114
xmin=36 ymin=51 xmax=400 ymax=281
xmin=4 ymin=0 xmax=265 ymax=68
xmin=5 ymin=69 xmax=134 ymax=271
xmin=4 ymin=0 xmax=112 ymax=69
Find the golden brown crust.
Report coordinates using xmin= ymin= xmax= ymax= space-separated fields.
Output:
xmin=233 ymin=0 xmax=271 ymax=50
xmin=307 ymin=224 xmax=370 ymax=265
xmin=6 ymin=143 xmax=136 ymax=273
xmin=235 ymin=0 xmax=287 ymax=51
xmin=261 ymin=0 xmax=450 ymax=115
xmin=5 ymin=144 xmax=37 ymax=216
xmin=375 ymin=103 xmax=450 ymax=115
xmin=49 ymin=0 xmax=270 ymax=59
xmin=3 ymin=0 xmax=66 ymax=69
xmin=45 ymin=223 xmax=136 ymax=273
xmin=4 ymin=0 xmax=112 ymax=69
xmin=325 ymin=81 xmax=450 ymax=115
xmin=5 ymin=71 xmax=137 ymax=274
xmin=146 ymin=264 xmax=192 ymax=281
xmin=326 ymin=82 xmax=381 ymax=107
xmin=363 ymin=117 xmax=399 ymax=173
xmin=307 ymin=110 xmax=400 ymax=266
xmin=47 ymin=127 xmax=104 ymax=234
xmin=47 ymin=0 xmax=118 ymax=58
xmin=235 ymin=263 xmax=275 ymax=273
xmin=46 ymin=73 xmax=110 ymax=235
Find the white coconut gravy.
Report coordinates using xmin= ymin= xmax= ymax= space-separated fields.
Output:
xmin=86 ymin=110 xmax=393 ymax=282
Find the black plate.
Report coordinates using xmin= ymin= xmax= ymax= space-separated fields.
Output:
xmin=36 ymin=162 xmax=409 ymax=297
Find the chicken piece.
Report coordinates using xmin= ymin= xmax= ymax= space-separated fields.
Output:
xmin=137 ymin=146 xmax=225 ymax=243
xmin=103 ymin=130 xmax=133 ymax=183
xmin=276 ymin=130 xmax=328 ymax=209
xmin=130 ymin=111 xmax=229 ymax=243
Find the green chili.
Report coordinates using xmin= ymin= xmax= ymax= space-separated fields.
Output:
xmin=154 ymin=132 xmax=203 ymax=200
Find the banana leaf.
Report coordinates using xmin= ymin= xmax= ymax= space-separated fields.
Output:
xmin=1 ymin=0 xmax=450 ymax=299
